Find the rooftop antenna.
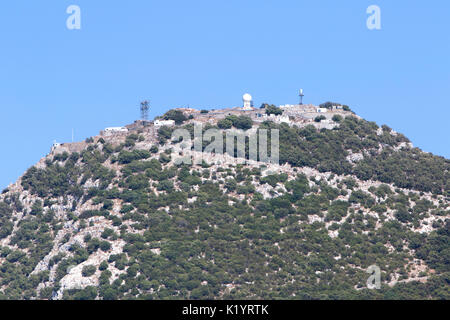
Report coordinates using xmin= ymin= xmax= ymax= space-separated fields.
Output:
xmin=299 ymin=89 xmax=304 ymax=105
xmin=140 ymin=100 xmax=150 ymax=121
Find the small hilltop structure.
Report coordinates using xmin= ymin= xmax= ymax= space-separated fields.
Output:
xmin=100 ymin=91 xmax=355 ymax=136
xmin=242 ymin=93 xmax=254 ymax=110
xmin=50 ymin=91 xmax=355 ymax=155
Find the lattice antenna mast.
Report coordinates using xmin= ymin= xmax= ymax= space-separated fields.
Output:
xmin=140 ymin=100 xmax=150 ymax=121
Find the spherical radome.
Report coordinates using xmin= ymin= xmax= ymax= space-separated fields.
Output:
xmin=243 ymin=93 xmax=252 ymax=101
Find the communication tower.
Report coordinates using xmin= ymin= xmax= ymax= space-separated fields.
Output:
xmin=140 ymin=100 xmax=150 ymax=121
xmin=299 ymin=89 xmax=304 ymax=105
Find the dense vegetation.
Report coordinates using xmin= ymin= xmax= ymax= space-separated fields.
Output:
xmin=263 ymin=104 xmax=283 ymax=116
xmin=260 ymin=117 xmax=449 ymax=195
xmin=0 ymin=111 xmax=448 ymax=300
xmin=174 ymin=115 xmax=449 ymax=195
xmin=161 ymin=109 xmax=188 ymax=125
xmin=218 ymin=115 xmax=253 ymax=131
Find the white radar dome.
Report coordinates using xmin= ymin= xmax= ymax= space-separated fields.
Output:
xmin=243 ymin=93 xmax=252 ymax=101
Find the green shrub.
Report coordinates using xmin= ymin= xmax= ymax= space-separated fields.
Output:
xmin=314 ymin=115 xmax=326 ymax=122
xmin=162 ymin=109 xmax=187 ymax=125
xmin=264 ymin=104 xmax=283 ymax=116
xmin=82 ymin=265 xmax=97 ymax=277
xmin=218 ymin=119 xmax=233 ymax=129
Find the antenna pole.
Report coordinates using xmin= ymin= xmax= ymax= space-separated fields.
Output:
xmin=299 ymin=89 xmax=304 ymax=105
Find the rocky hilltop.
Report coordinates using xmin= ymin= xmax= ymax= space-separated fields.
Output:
xmin=0 ymin=103 xmax=448 ymax=300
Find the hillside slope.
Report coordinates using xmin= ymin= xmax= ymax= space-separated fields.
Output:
xmin=0 ymin=106 xmax=448 ymax=300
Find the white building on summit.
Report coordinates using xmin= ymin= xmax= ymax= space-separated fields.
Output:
xmin=104 ymin=127 xmax=128 ymax=133
xmin=51 ymin=140 xmax=61 ymax=152
xmin=102 ymin=127 xmax=129 ymax=137
xmin=154 ymin=119 xmax=175 ymax=127
xmin=242 ymin=93 xmax=254 ymax=110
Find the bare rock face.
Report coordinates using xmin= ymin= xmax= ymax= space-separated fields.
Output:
xmin=346 ymin=152 xmax=364 ymax=163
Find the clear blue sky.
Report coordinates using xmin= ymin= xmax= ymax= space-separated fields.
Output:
xmin=1 ymin=0 xmax=449 ymax=189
